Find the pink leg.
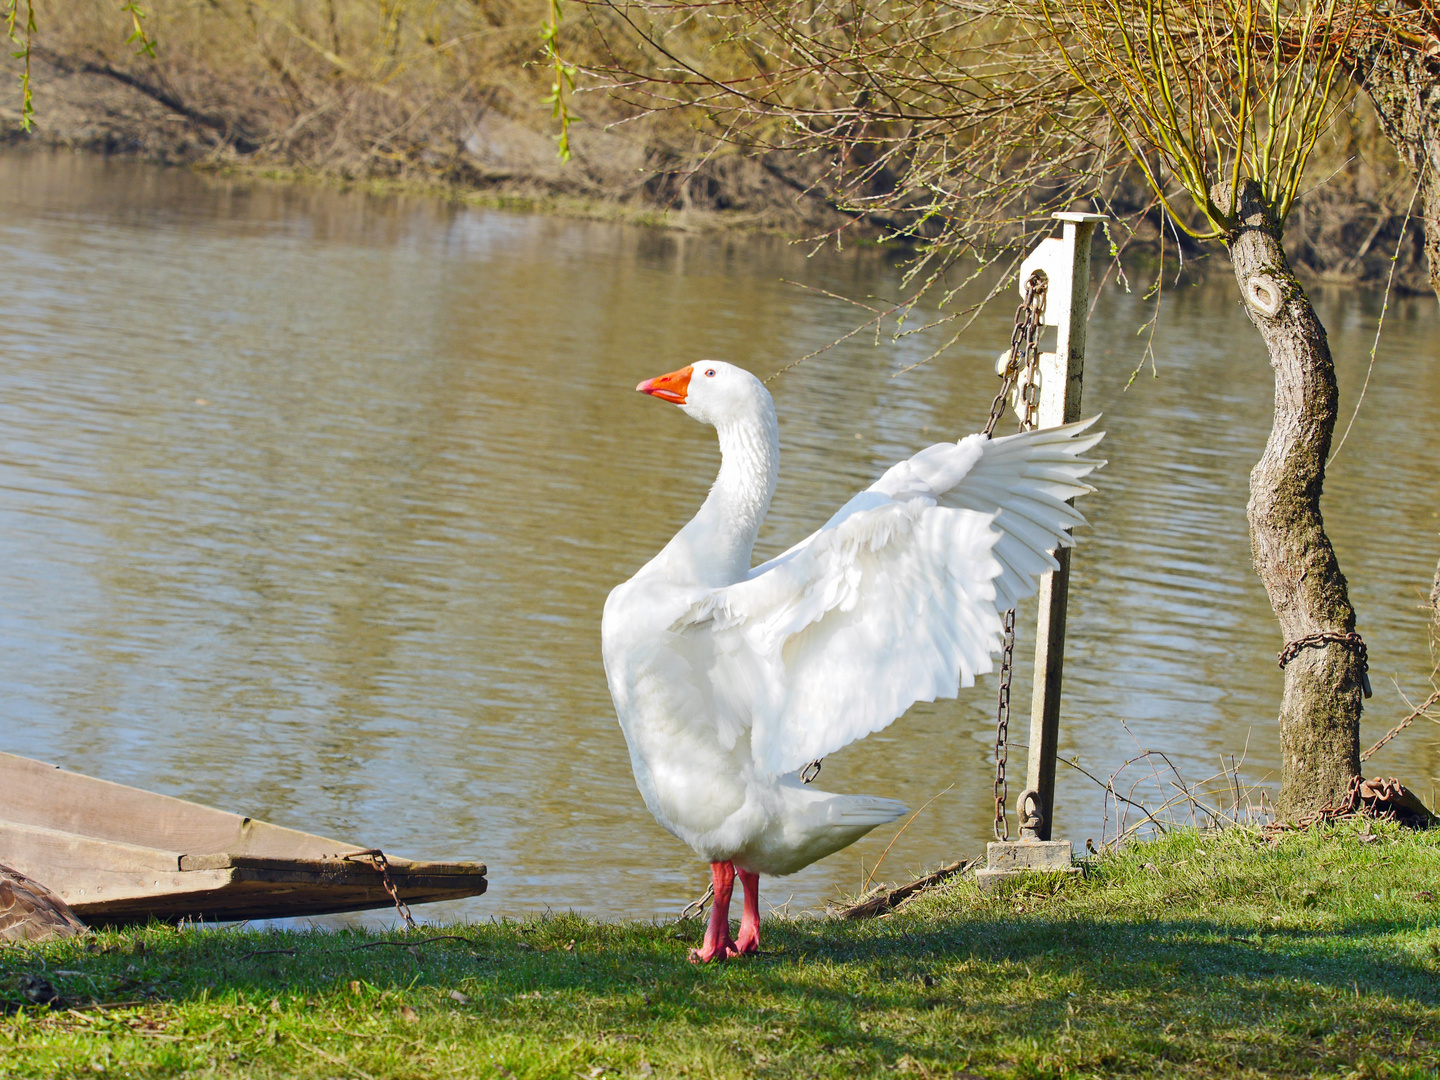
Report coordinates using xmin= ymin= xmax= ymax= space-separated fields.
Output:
xmin=690 ymin=861 xmax=740 ymax=963
xmin=735 ymin=869 xmax=761 ymax=955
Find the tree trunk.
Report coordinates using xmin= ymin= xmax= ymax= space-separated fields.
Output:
xmin=1224 ymin=178 xmax=1365 ymax=818
xmin=1344 ymin=33 xmax=1440 ymax=301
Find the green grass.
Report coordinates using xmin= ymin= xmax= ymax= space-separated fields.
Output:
xmin=4 ymin=818 xmax=1439 ymax=1079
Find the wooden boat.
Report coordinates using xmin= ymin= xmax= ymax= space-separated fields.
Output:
xmin=0 ymin=752 xmax=487 ymax=925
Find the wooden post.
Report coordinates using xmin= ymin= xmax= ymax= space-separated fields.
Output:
xmin=1019 ymin=212 xmax=1106 ymax=841
xmin=977 ymin=211 xmax=1105 ymax=888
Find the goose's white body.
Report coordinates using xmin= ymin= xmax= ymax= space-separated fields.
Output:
xmin=601 ymin=361 xmax=1102 ymax=958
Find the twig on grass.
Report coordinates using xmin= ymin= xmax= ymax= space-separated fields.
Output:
xmin=838 ymin=859 xmax=978 ymax=920
xmin=290 ymin=1036 xmax=379 ymax=1080
xmin=346 ymin=935 xmax=472 ymax=952
xmin=53 ymin=999 xmax=149 ymax=1013
xmin=1055 ymin=725 xmax=1270 ymax=850
xmin=64 ymin=1010 xmax=182 ymax=1038
xmin=862 ymin=784 xmax=954 ymax=893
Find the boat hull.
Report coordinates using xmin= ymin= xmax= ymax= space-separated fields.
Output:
xmin=0 ymin=752 xmax=487 ymax=925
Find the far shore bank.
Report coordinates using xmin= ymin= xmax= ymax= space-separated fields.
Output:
xmin=2 ymin=49 xmax=859 ymax=240
xmin=4 ymin=44 xmax=1434 ymax=295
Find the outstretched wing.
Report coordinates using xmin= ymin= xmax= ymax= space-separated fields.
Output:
xmin=676 ymin=418 xmax=1104 ymax=778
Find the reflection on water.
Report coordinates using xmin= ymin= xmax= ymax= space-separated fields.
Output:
xmin=0 ymin=152 xmax=1436 ymax=922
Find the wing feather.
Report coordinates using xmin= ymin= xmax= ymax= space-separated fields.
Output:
xmin=674 ymin=418 xmax=1105 ymax=777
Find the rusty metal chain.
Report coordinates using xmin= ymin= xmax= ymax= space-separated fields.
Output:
xmin=679 ymin=881 xmax=714 ymax=921
xmin=1278 ymin=630 xmax=1372 ymax=698
xmin=992 ymin=608 xmax=1018 ymax=841
xmin=986 ymin=269 xmax=1048 ymax=842
xmin=984 ymin=270 xmax=1049 ymax=439
xmin=1280 ymin=774 xmax=1365 ymax=831
xmin=1360 ymin=688 xmax=1440 ymax=761
xmin=800 ymin=759 xmax=822 ymax=784
xmin=1272 ymin=773 xmax=1432 ymax=832
xmin=345 ymin=849 xmax=418 ymax=931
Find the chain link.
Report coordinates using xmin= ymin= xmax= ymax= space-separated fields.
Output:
xmin=993 ymin=608 xmax=1017 ymax=840
xmin=984 ymin=271 xmax=1049 ymax=439
xmin=987 ymin=269 xmax=1048 ymax=842
xmin=345 ymin=849 xmax=418 ymax=930
xmin=1360 ymin=688 xmax=1440 ymax=761
xmin=1281 ymin=773 xmax=1365 ymax=831
xmin=679 ymin=881 xmax=714 ymax=921
xmin=1278 ymin=630 xmax=1372 ymax=698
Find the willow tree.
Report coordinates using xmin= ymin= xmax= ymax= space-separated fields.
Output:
xmin=585 ymin=0 xmax=1370 ymax=815
xmin=1050 ymin=0 xmax=1370 ymax=814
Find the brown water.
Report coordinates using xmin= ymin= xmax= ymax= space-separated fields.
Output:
xmin=1 ymin=151 xmax=1436 ymax=925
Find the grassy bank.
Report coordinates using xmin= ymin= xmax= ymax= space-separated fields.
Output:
xmin=5 ymin=818 xmax=1439 ymax=1079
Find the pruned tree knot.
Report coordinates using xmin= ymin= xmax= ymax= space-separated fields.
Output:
xmin=1210 ymin=181 xmax=1239 ymax=229
xmin=1215 ymin=177 xmax=1280 ymax=233
xmin=1278 ymin=630 xmax=1372 ymax=698
xmin=1245 ymin=275 xmax=1284 ymax=317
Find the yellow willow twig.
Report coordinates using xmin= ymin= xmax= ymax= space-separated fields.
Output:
xmin=1272 ymin=0 xmax=1318 ymax=184
xmin=1041 ymin=0 xmax=1225 ymax=239
xmin=1117 ymin=0 xmax=1215 ymax=221
xmin=540 ymin=0 xmax=577 ymax=160
xmin=1278 ymin=4 xmax=1313 ymax=192
xmin=1259 ymin=0 xmax=1289 ymax=182
xmin=1271 ymin=0 xmax=1354 ymax=220
xmin=4 ymin=0 xmax=35 ymax=131
xmin=1229 ymin=0 xmax=1256 ymax=210
xmin=1109 ymin=13 xmax=1185 ymax=171
xmin=1150 ymin=0 xmax=1206 ymax=189
xmin=1131 ymin=2 xmax=1218 ymax=228
xmin=1279 ymin=54 xmax=1350 ymax=218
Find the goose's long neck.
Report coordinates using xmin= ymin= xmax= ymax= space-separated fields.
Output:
xmin=670 ymin=403 xmax=779 ymax=587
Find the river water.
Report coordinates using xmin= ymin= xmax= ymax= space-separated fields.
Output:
xmin=1 ymin=152 xmax=1436 ymax=924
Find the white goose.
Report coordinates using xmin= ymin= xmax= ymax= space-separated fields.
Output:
xmin=601 ymin=361 xmax=1102 ymax=962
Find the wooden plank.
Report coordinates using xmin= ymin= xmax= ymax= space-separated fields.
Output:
xmin=0 ymin=752 xmax=360 ymax=860
xmin=69 ymin=866 xmax=489 ymax=923
xmin=177 ymin=853 xmax=487 ymax=876
xmin=1 ymin=820 xmax=488 ymax=923
xmin=0 ymin=820 xmax=233 ymax=907
xmin=1 ymin=819 xmax=184 ymax=892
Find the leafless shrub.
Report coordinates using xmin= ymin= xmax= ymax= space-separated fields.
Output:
xmin=1063 ymin=724 xmax=1273 ymax=850
xmin=582 ymin=0 xmax=1140 ymax=295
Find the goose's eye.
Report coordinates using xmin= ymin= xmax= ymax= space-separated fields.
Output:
xmin=705 ymin=368 xmax=717 ymax=377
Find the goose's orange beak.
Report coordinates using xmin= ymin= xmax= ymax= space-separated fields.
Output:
xmin=637 ymin=366 xmax=693 ymax=405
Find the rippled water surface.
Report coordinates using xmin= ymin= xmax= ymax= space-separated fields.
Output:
xmin=2 ymin=152 xmax=1437 ymax=923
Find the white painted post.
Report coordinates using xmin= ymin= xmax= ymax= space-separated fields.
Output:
xmin=1017 ymin=212 xmax=1106 ymax=843
xmin=977 ymin=210 xmax=1106 ymax=889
